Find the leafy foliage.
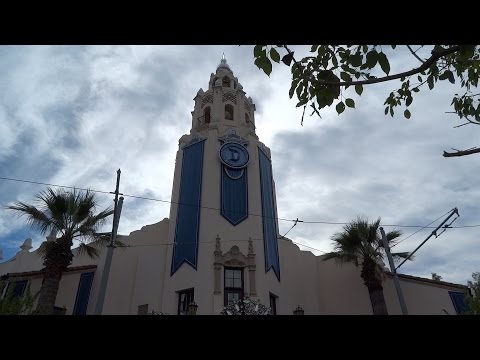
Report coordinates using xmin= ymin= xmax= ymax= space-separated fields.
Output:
xmin=324 ymin=217 xmax=409 ymax=272
xmin=431 ymin=273 xmax=443 ymax=281
xmin=323 ymin=217 xmax=410 ymax=314
xmin=253 ymin=45 xmax=480 ymax=156
xmin=6 ymin=187 xmax=114 ymax=314
xmin=463 ymin=272 xmax=480 ymax=315
xmin=0 ymin=281 xmax=39 ymax=315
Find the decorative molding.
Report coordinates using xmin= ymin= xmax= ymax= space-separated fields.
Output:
xmin=243 ymin=100 xmax=251 ymax=114
xmin=218 ymin=130 xmax=248 ymax=147
xmin=222 ymin=90 xmax=237 ymax=104
xmin=201 ymin=91 xmax=213 ymax=108
xmin=213 ymin=239 xmax=256 ymax=296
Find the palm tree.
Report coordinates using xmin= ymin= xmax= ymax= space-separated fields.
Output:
xmin=323 ymin=217 xmax=411 ymax=315
xmin=7 ymin=187 xmax=113 ymax=315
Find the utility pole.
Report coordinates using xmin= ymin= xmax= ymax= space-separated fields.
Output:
xmin=380 ymin=227 xmax=408 ymax=315
xmin=396 ymin=207 xmax=459 ymax=271
xmin=94 ymin=169 xmax=123 ymax=315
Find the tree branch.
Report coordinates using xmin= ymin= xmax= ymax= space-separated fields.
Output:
xmin=443 ymin=147 xmax=480 ymax=157
xmin=406 ymin=45 xmax=425 ymax=64
xmin=283 ymin=45 xmax=463 ymax=87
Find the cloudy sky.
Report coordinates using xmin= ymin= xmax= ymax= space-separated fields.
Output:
xmin=0 ymin=45 xmax=478 ymax=285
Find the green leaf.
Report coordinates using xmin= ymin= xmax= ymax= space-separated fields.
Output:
xmin=254 ymin=45 xmax=263 ymax=58
xmin=385 ymin=106 xmax=389 ymax=115
xmin=378 ymin=52 xmax=390 ymax=75
xmin=282 ymin=52 xmax=294 ymax=66
xmin=427 ymin=76 xmax=434 ymax=90
xmin=417 ymin=75 xmax=422 ymax=82
xmin=447 ymin=70 xmax=455 ymax=84
xmin=355 ymin=84 xmax=363 ymax=95
xmin=254 ymin=57 xmax=272 ymax=76
xmin=270 ymin=48 xmax=280 ymax=63
xmin=296 ymin=96 xmax=308 ymax=107
xmin=404 ymin=109 xmax=411 ymax=119
xmin=345 ymin=98 xmax=355 ymax=108
xmin=366 ymin=50 xmax=378 ymax=69
xmin=340 ymin=72 xmax=351 ymax=82
xmin=350 ymin=53 xmax=362 ymax=67
xmin=390 ymin=107 xmax=394 ymax=117
xmin=289 ymin=79 xmax=300 ymax=99
xmin=336 ymin=101 xmax=345 ymax=114
xmin=310 ymin=45 xmax=319 ymax=53
xmin=406 ymin=96 xmax=413 ymax=107
xmin=412 ymin=87 xmax=420 ymax=93
xmin=391 ymin=45 xmax=397 ymax=49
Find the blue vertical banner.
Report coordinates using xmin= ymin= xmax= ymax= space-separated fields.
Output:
xmin=171 ymin=139 xmax=205 ymax=275
xmin=221 ymin=167 xmax=248 ymax=225
xmin=258 ymin=148 xmax=280 ymax=281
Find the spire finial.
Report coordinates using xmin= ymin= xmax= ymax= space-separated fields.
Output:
xmin=217 ymin=53 xmax=231 ymax=71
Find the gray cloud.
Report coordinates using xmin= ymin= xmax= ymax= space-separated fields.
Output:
xmin=0 ymin=45 xmax=478 ymax=285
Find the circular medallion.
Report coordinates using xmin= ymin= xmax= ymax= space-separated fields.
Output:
xmin=219 ymin=143 xmax=249 ymax=169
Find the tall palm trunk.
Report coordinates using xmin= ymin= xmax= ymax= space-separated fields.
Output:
xmin=361 ymin=259 xmax=388 ymax=315
xmin=36 ymin=237 xmax=73 ymax=315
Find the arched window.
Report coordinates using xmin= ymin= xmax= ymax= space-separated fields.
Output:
xmin=233 ymin=81 xmax=237 ymax=89
xmin=222 ymin=76 xmax=231 ymax=88
xmin=225 ymin=104 xmax=234 ymax=120
xmin=204 ymin=107 xmax=211 ymax=124
xmin=245 ymin=113 xmax=250 ymax=125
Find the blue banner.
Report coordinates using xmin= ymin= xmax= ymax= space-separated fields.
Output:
xmin=258 ymin=148 xmax=280 ymax=281
xmin=171 ymin=140 xmax=205 ymax=275
xmin=221 ymin=166 xmax=248 ymax=225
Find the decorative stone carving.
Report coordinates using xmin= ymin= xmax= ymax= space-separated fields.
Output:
xmin=213 ymin=238 xmax=256 ymax=296
xmin=201 ymin=91 xmax=213 ymax=108
xmin=222 ymin=91 xmax=237 ymax=104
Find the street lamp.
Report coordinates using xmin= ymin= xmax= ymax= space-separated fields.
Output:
xmin=293 ymin=306 xmax=304 ymax=315
xmin=188 ymin=301 xmax=198 ymax=315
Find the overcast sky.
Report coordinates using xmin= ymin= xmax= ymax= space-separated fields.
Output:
xmin=0 ymin=45 xmax=478 ymax=285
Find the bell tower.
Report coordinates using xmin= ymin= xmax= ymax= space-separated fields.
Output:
xmin=162 ymin=56 xmax=281 ymax=314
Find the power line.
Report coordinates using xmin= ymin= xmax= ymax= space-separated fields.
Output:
xmin=122 ymin=236 xmax=329 ymax=254
xmin=0 ymin=176 xmax=295 ymax=223
xmin=391 ymin=209 xmax=454 ymax=249
xmin=2 ymin=175 xmax=480 ymax=229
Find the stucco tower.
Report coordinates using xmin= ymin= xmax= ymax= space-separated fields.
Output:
xmin=162 ymin=56 xmax=281 ymax=314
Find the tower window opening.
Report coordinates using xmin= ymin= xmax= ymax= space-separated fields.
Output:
xmin=203 ymin=107 xmax=211 ymax=124
xmin=245 ymin=113 xmax=250 ymax=125
xmin=222 ymin=76 xmax=231 ymax=88
xmin=225 ymin=104 xmax=234 ymax=121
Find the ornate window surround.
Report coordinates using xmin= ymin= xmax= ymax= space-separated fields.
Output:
xmin=214 ymin=235 xmax=256 ymax=297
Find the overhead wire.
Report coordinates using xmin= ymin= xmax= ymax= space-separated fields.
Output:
xmin=1 ymin=175 xmax=480 ymax=229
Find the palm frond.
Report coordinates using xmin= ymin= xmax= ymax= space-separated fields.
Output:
xmin=6 ymin=202 xmax=57 ymax=235
xmin=367 ymin=218 xmax=381 ymax=244
xmin=386 ymin=230 xmax=403 ymax=245
xmin=76 ymin=243 xmax=100 ymax=258
xmin=74 ymin=208 xmax=113 ymax=239
xmin=37 ymin=187 xmax=68 ymax=228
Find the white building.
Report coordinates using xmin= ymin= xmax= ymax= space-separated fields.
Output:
xmin=0 ymin=57 xmax=470 ymax=315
